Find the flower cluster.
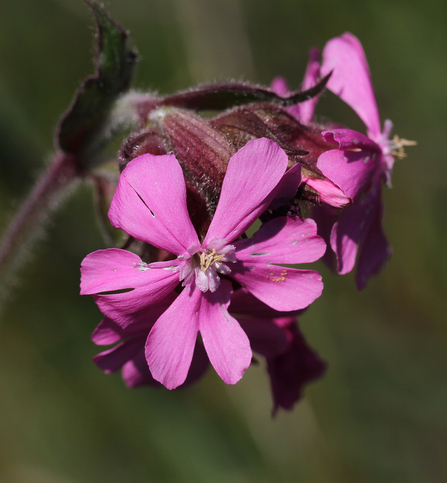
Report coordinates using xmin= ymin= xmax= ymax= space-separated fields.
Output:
xmin=81 ymin=33 xmax=411 ymax=412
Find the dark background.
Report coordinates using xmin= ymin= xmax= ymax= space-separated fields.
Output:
xmin=0 ymin=0 xmax=446 ymax=482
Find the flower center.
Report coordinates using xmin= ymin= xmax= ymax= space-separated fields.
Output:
xmin=199 ymin=249 xmax=226 ymax=272
xmin=178 ymin=241 xmax=237 ymax=293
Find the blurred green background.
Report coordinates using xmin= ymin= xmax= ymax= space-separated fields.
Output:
xmin=1 ymin=0 xmax=446 ymax=482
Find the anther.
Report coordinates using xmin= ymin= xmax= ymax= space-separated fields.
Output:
xmin=199 ymin=249 xmax=226 ymax=272
xmin=391 ymin=135 xmax=417 ymax=159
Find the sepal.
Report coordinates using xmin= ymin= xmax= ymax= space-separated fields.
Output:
xmin=57 ymin=0 xmax=137 ymax=165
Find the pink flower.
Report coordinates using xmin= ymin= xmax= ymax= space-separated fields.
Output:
xmin=90 ymin=286 xmax=326 ymax=413
xmin=274 ymin=33 xmax=406 ymax=289
xmin=81 ymin=138 xmax=326 ymax=389
xmin=319 ymin=33 xmax=398 ymax=289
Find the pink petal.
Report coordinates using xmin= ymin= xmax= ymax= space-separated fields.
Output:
xmin=356 ymin=194 xmax=391 ymax=290
xmin=122 ymin=340 xmax=209 ymax=389
xmin=93 ymin=269 xmax=179 ymax=329
xmin=268 ymin=323 xmax=326 ymax=414
xmin=271 ymin=316 xmax=299 ymax=329
xmin=270 ymin=76 xmax=302 ymax=120
xmin=81 ymin=249 xmax=162 ymax=295
xmin=108 ymin=153 xmax=199 ymax=255
xmin=322 ymin=128 xmax=380 ymax=152
xmin=91 ymin=294 xmax=176 ymax=345
xmin=91 ymin=318 xmax=129 ymax=345
xmin=199 ymin=280 xmax=251 ymax=385
xmin=81 ymin=248 xmax=179 ymax=329
xmin=93 ymin=337 xmax=143 ymax=374
xmin=310 ymin=204 xmax=338 ymax=271
xmin=230 ymin=287 xmax=304 ymax=319
xmin=296 ymin=47 xmax=322 ymax=123
xmin=231 ymin=263 xmax=323 ymax=311
xmin=301 ymin=175 xmax=351 ymax=208
xmin=321 ymin=33 xmax=381 ymax=137
xmin=204 ymin=138 xmax=288 ymax=243
xmin=270 ymin=48 xmax=321 ymax=123
xmin=318 ymin=129 xmax=381 ymax=201
xmin=122 ymin=349 xmax=162 ymax=388
xmin=330 ymin=218 xmax=356 ymax=275
xmin=237 ymin=317 xmax=289 ymax=358
xmin=330 ymin=183 xmax=379 ymax=275
xmin=268 ymin=163 xmax=302 ymax=210
xmin=234 ymin=217 xmax=326 ymax=265
xmin=270 ymin=76 xmax=289 ymax=96
xmin=145 ymin=286 xmax=201 ymax=389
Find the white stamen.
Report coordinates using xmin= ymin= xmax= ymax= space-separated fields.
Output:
xmin=178 ymin=241 xmax=237 ymax=293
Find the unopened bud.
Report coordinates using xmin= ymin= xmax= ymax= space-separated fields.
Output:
xmin=118 ymin=128 xmax=167 ymax=170
xmin=159 ymin=109 xmax=235 ymax=203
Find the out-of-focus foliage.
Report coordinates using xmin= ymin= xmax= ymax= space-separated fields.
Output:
xmin=0 ymin=0 xmax=446 ymax=482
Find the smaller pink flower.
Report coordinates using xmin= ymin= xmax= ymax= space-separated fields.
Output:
xmin=230 ymin=289 xmax=326 ymax=414
xmin=319 ymin=33 xmax=396 ymax=289
xmin=274 ymin=33 xmax=409 ymax=288
xmin=81 ymin=138 xmax=326 ymax=389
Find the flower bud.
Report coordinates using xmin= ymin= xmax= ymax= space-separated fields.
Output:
xmin=159 ymin=108 xmax=235 ymax=201
xmin=118 ymin=127 xmax=167 ymax=170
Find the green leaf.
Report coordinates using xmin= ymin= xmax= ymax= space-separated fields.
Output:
xmin=57 ymin=0 xmax=137 ymax=163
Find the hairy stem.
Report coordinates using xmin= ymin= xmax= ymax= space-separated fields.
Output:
xmin=0 ymin=152 xmax=82 ymax=282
